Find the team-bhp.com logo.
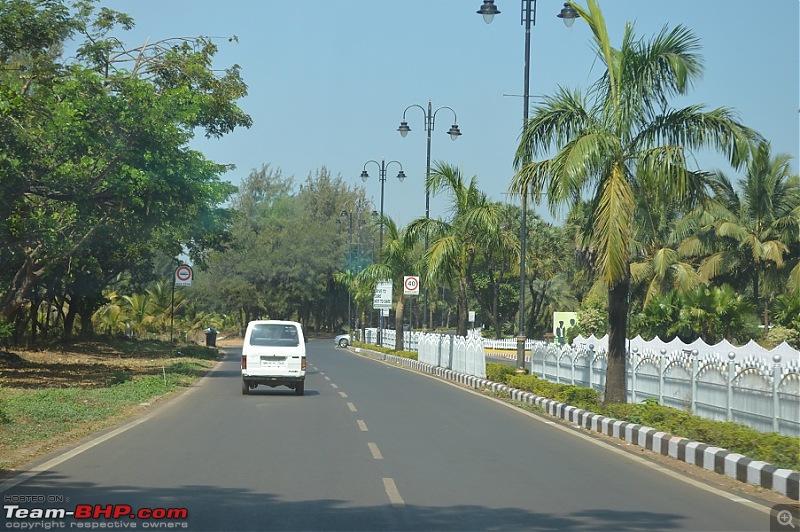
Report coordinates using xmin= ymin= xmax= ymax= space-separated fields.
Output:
xmin=5 ymin=504 xmax=188 ymax=528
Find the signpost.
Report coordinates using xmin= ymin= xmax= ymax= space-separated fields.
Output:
xmin=171 ymin=264 xmax=193 ymax=344
xmin=373 ymin=280 xmax=393 ymax=309
xmin=374 ymin=280 xmax=392 ymax=345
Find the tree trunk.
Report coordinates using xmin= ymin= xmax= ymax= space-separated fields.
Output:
xmin=457 ymin=277 xmax=468 ymax=337
xmin=394 ymin=295 xmax=405 ymax=351
xmin=0 ymin=255 xmax=42 ymax=321
xmin=63 ymin=300 xmax=77 ymax=340
xmin=605 ymin=270 xmax=630 ymax=405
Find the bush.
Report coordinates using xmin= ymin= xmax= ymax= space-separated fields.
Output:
xmin=599 ymin=398 xmax=800 ymax=471
xmin=353 ymin=342 xmax=417 ymax=360
xmin=486 ymin=373 xmax=799 ymax=470
xmin=760 ymin=326 xmax=800 ymax=350
xmin=486 ymin=363 xmax=517 ymax=384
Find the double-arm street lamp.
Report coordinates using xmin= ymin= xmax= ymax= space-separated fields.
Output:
xmin=360 ymin=158 xmax=406 ymax=255
xmin=361 ymin=158 xmax=405 ymax=345
xmin=339 ymin=198 xmax=377 ymax=330
xmin=477 ymin=0 xmax=578 ymax=371
xmin=398 ymin=101 xmax=462 ymax=328
xmin=397 ymin=101 xmax=462 ymax=223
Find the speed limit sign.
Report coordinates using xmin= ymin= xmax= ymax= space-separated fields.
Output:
xmin=175 ymin=264 xmax=193 ymax=287
xmin=403 ymin=276 xmax=419 ymax=295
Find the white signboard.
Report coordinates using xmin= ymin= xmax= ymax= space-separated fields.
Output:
xmin=174 ymin=265 xmax=193 ymax=287
xmin=403 ymin=275 xmax=420 ymax=295
xmin=373 ymin=280 xmax=393 ymax=310
xmin=469 ymin=310 xmax=475 ymax=322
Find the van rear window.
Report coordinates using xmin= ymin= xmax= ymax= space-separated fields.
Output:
xmin=249 ymin=324 xmax=300 ymax=347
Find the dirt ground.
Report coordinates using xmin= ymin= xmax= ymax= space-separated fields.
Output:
xmin=0 ymin=342 xmax=184 ymax=389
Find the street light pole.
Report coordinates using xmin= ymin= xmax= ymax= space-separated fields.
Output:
xmin=361 ymin=158 xmax=405 ymax=345
xmin=361 ymin=158 xmax=405 ymax=255
xmin=398 ymin=101 xmax=462 ymax=329
xmin=477 ymin=0 xmax=578 ymax=372
xmin=339 ymin=208 xmax=355 ymax=329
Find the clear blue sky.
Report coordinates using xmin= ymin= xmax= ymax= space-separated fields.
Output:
xmin=99 ymin=0 xmax=799 ymax=226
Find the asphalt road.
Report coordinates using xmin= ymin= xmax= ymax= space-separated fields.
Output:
xmin=0 ymin=340 xmax=778 ymax=531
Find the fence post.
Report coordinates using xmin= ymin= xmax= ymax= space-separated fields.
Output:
xmin=588 ymin=345 xmax=595 ymax=391
xmin=727 ymin=352 xmax=736 ymax=422
xmin=631 ymin=347 xmax=638 ymax=404
xmin=448 ymin=334 xmax=454 ymax=370
xmin=690 ymin=349 xmax=699 ymax=415
xmin=571 ymin=348 xmax=576 ymax=385
xmin=659 ymin=349 xmax=666 ymax=404
xmin=773 ymin=354 xmax=782 ymax=434
xmin=556 ymin=351 xmax=561 ymax=384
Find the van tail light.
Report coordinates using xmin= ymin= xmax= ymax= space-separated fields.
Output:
xmin=301 ymin=358 xmax=306 ymax=370
xmin=241 ymin=356 xmax=247 ymax=370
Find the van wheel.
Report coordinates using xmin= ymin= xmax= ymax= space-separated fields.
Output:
xmin=242 ymin=380 xmax=249 ymax=395
xmin=338 ymin=338 xmax=349 ymax=347
xmin=295 ymin=382 xmax=304 ymax=396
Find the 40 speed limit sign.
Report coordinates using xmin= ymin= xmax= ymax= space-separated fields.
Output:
xmin=403 ymin=275 xmax=420 ymax=295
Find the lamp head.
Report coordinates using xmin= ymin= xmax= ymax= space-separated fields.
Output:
xmin=477 ymin=0 xmax=500 ymax=24
xmin=557 ymin=2 xmax=579 ymax=27
xmin=447 ymin=124 xmax=462 ymax=141
xmin=360 ymin=170 xmax=369 ymax=182
xmin=397 ymin=120 xmax=411 ymax=138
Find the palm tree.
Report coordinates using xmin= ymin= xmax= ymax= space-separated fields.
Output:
xmin=407 ymin=162 xmax=503 ymax=337
xmin=357 ymin=216 xmax=419 ymax=351
xmin=629 ymin=173 xmax=702 ymax=306
xmin=679 ymin=141 xmax=799 ymax=325
xmin=511 ymin=0 xmax=758 ymax=403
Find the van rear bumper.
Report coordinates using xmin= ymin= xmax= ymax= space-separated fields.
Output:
xmin=242 ymin=374 xmax=305 ymax=387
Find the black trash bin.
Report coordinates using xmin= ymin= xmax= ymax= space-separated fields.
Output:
xmin=204 ymin=327 xmax=218 ymax=347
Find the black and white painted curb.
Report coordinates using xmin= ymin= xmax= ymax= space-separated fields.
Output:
xmin=353 ymin=347 xmax=800 ymax=500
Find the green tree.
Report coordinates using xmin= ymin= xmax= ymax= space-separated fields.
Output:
xmin=629 ymin=172 xmax=702 ymax=307
xmin=511 ymin=0 xmax=758 ymax=403
xmin=357 ymin=216 xmax=419 ymax=351
xmin=525 ymin=218 xmax=580 ymax=338
xmin=0 ymin=1 xmax=249 ymax=332
xmin=407 ymin=162 xmax=503 ymax=337
xmin=678 ymin=141 xmax=800 ymax=325
xmin=670 ymin=285 xmax=758 ymax=344
xmin=469 ymin=203 xmax=520 ymax=339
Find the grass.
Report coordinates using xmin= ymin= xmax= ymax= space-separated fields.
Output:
xmin=0 ymin=338 xmax=218 ymax=474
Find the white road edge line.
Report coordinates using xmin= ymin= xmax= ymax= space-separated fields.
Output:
xmin=358 ymin=352 xmax=777 ymax=516
xmin=0 ymin=354 xmax=224 ymax=493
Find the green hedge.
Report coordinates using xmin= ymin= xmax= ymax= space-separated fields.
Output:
xmin=352 ymin=342 xmax=418 ymax=360
xmin=484 ymin=364 xmax=799 ymax=470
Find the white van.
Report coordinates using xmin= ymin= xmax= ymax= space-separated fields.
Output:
xmin=241 ymin=320 xmax=306 ymax=395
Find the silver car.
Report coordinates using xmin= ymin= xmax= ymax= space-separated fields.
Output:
xmin=334 ymin=333 xmax=350 ymax=348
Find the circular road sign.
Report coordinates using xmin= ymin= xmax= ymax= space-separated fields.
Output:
xmin=403 ymin=276 xmax=419 ymax=295
xmin=175 ymin=265 xmax=193 ymax=286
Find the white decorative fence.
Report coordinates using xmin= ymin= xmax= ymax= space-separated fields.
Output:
xmin=417 ymin=333 xmax=486 ymax=378
xmin=363 ymin=328 xmax=421 ymax=351
xmin=523 ymin=340 xmax=800 ymax=437
xmin=363 ymin=328 xmax=799 ymax=437
xmin=363 ymin=329 xmax=485 ymax=378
